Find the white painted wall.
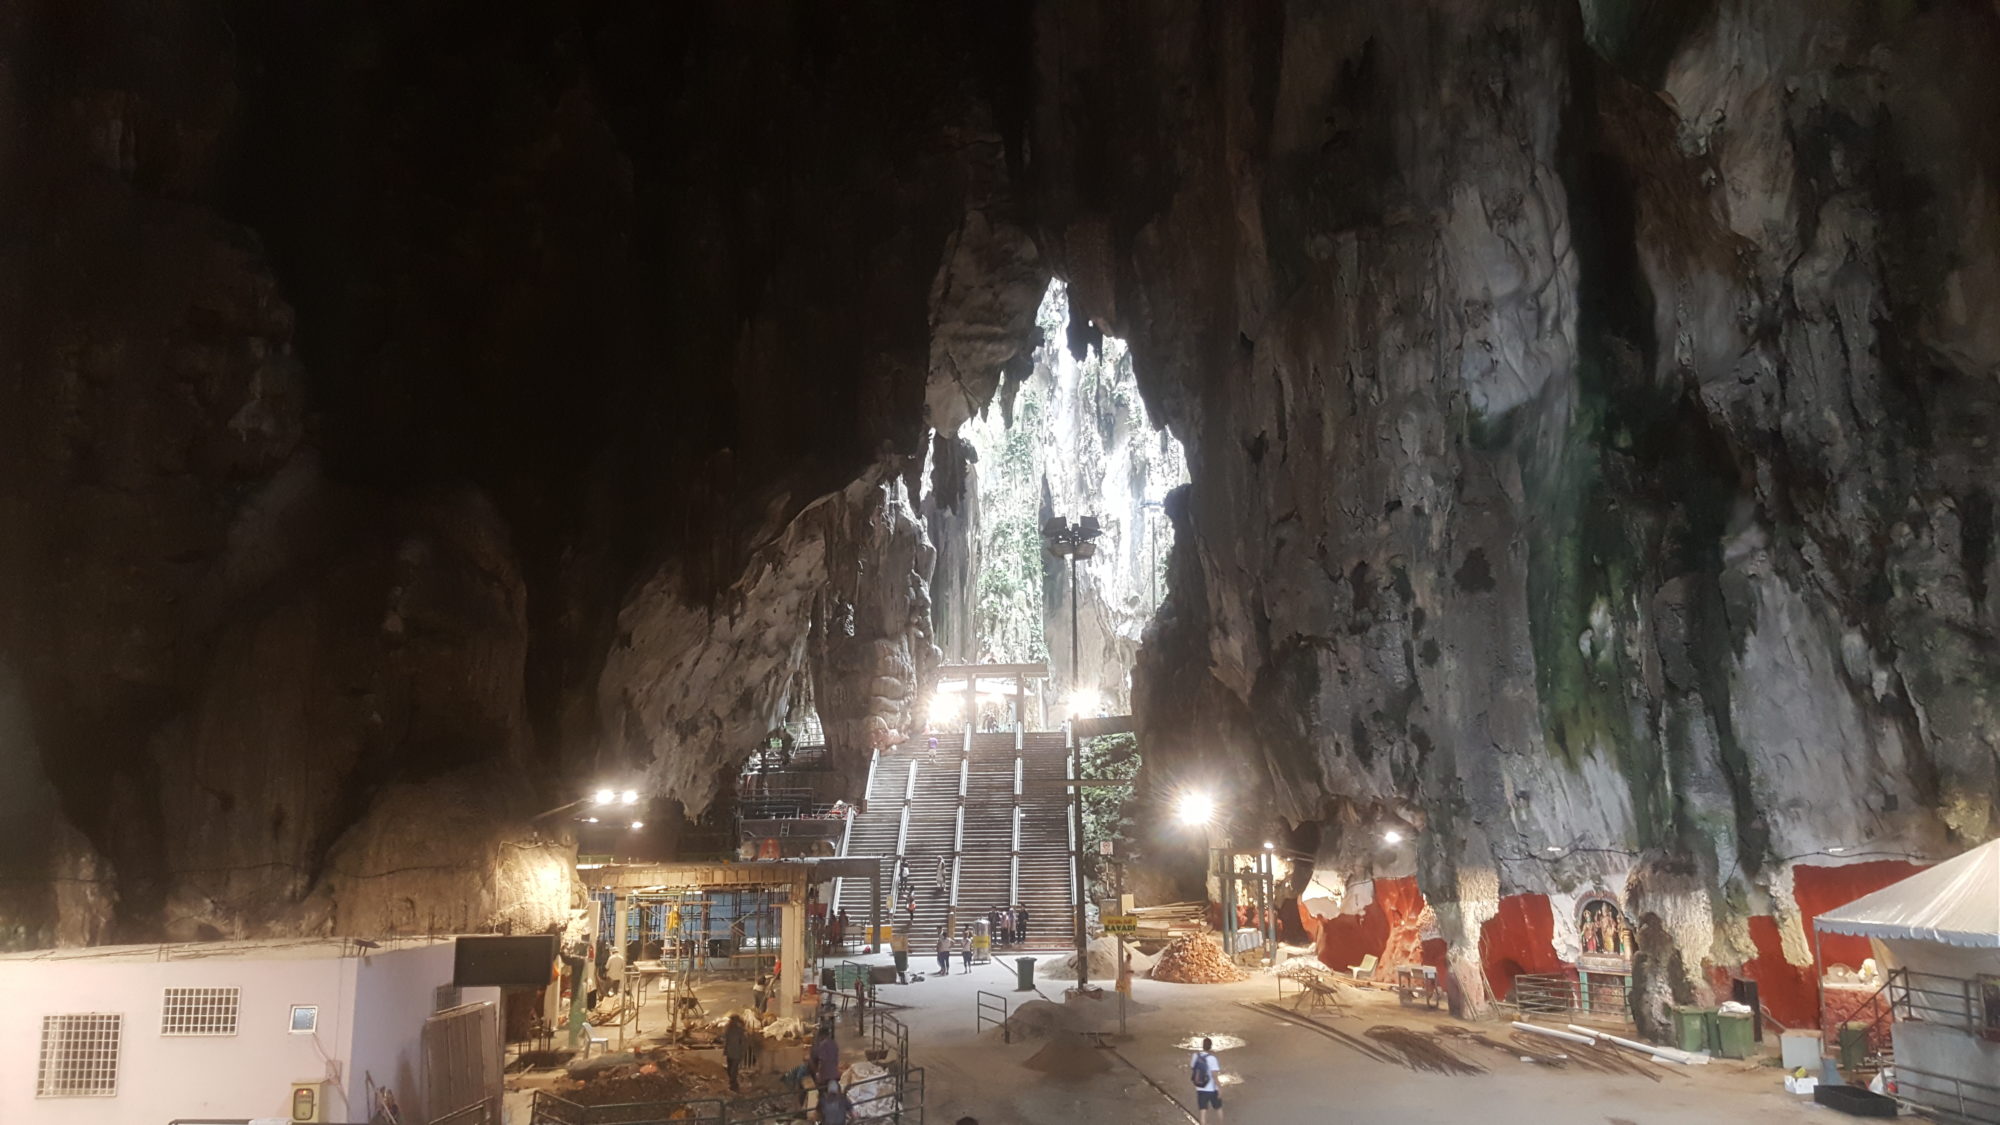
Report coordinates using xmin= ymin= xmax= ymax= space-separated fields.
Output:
xmin=1882 ymin=938 xmax=2000 ymax=1101
xmin=0 ymin=943 xmax=487 ymax=1125
xmin=0 ymin=953 xmax=353 ymax=1124
xmin=345 ymin=944 xmax=498 ymax=1119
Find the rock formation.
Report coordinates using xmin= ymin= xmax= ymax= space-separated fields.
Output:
xmin=1043 ymin=0 xmax=2000 ymax=1025
xmin=0 ymin=0 xmax=1038 ymax=943
xmin=1 ymin=0 xmax=1996 ymax=1043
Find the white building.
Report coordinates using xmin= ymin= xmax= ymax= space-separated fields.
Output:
xmin=1817 ymin=839 xmax=2000 ymax=1123
xmin=0 ymin=937 xmax=501 ymax=1124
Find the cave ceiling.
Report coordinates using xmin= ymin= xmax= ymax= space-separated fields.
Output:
xmin=1 ymin=0 xmax=1996 ymax=1011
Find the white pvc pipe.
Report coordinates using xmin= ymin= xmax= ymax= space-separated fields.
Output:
xmin=1596 ymin=1030 xmax=1709 ymax=1065
xmin=1564 ymin=1024 xmax=1602 ymax=1040
xmin=1512 ymin=1022 xmax=1597 ymax=1046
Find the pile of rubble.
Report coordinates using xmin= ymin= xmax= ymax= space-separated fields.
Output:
xmin=1148 ymin=933 xmax=1248 ymax=983
xmin=1035 ymin=936 xmax=1162 ymax=980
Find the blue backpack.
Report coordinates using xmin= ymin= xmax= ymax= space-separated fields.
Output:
xmin=822 ymin=1086 xmax=853 ymax=1125
xmin=1190 ymin=1052 xmax=1211 ymax=1088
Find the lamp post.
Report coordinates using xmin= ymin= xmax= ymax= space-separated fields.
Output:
xmin=1043 ymin=514 xmax=1101 ymax=991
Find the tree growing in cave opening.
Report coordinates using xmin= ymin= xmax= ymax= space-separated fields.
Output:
xmin=958 ymin=280 xmax=1187 ymax=715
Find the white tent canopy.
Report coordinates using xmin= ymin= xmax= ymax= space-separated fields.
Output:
xmin=1815 ymin=838 xmax=2000 ymax=948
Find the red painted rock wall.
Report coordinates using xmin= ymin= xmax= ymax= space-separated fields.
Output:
xmin=1736 ymin=861 xmax=1925 ymax=1029
xmin=1795 ymin=861 xmax=1924 ymax=969
xmin=1478 ymin=893 xmax=1567 ymax=998
xmin=1314 ymin=876 xmax=1429 ymax=973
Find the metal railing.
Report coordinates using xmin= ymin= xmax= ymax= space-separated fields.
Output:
xmin=1502 ymin=971 xmax=1631 ymax=1025
xmin=1895 ymin=1065 xmax=2000 ymax=1124
xmin=531 ymin=1090 xmax=726 ymax=1125
xmin=530 ymin=1066 xmax=925 ymax=1125
xmin=729 ymin=1066 xmax=924 ymax=1125
xmin=741 ymin=744 xmax=831 ymax=775
xmin=976 ymin=990 xmax=1010 ymax=1041
xmin=1886 ymin=968 xmax=1997 ymax=1035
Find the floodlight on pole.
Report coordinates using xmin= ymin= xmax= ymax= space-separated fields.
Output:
xmin=630 ymin=821 xmax=645 ymax=830
xmin=1067 ymin=688 xmax=1101 ymax=718
xmin=620 ymin=789 xmax=639 ymax=806
xmin=1177 ymin=791 xmax=1216 ymax=827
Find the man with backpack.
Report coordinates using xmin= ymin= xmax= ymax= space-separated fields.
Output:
xmin=818 ymin=1078 xmax=854 ymax=1125
xmin=1190 ymin=1036 xmax=1224 ymax=1121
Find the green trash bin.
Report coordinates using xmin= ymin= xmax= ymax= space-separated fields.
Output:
xmin=1015 ymin=956 xmax=1037 ymax=992
xmin=1672 ymin=1006 xmax=1719 ymax=1054
xmin=1838 ymin=1021 xmax=1870 ymax=1072
xmin=1715 ymin=1011 xmax=1754 ymax=1059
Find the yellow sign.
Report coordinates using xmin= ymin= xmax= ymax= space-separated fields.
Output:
xmin=1103 ymin=915 xmax=1138 ymax=934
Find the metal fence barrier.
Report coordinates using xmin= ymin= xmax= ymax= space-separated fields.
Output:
xmin=1895 ymin=1065 xmax=2000 ymax=1124
xmin=975 ymin=991 xmax=1010 ymax=1042
xmin=1503 ymin=972 xmax=1631 ymax=1026
xmin=528 ymin=1067 xmax=924 ymax=1125
xmin=530 ymin=1090 xmax=726 ymax=1125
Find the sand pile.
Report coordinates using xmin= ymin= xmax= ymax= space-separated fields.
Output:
xmin=1024 ymin=1030 xmax=1112 ymax=1078
xmin=1149 ymin=933 xmax=1248 ymax=983
xmin=1001 ymin=999 xmax=1086 ymax=1040
xmin=1035 ymin=936 xmax=1161 ymax=980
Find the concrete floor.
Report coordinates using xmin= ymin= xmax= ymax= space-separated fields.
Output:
xmin=858 ymin=952 xmax=1833 ymax=1125
xmin=504 ymin=953 xmax=1835 ymax=1124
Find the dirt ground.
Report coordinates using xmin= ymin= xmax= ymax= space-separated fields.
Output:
xmin=502 ymin=953 xmax=1837 ymax=1124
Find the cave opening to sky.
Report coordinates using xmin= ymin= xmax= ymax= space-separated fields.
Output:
xmin=951 ymin=279 xmax=1187 ymax=720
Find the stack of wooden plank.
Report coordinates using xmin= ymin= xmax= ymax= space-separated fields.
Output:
xmin=1130 ymin=901 xmax=1206 ymax=943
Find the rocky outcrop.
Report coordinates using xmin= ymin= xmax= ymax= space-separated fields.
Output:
xmin=6 ymin=0 xmax=1995 ymax=1023
xmin=0 ymin=0 xmax=1042 ymax=942
xmin=1042 ymin=0 xmax=2000 ymax=1022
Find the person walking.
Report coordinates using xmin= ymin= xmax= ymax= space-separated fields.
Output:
xmin=1016 ymin=904 xmax=1030 ymax=945
xmin=935 ymin=927 xmax=951 ymax=975
xmin=723 ymin=1014 xmax=749 ymax=1092
xmin=934 ymin=855 xmax=947 ymax=895
xmin=890 ymin=929 xmax=910 ymax=984
xmin=987 ymin=906 xmax=1002 ymax=947
xmin=810 ymin=1023 xmax=841 ymax=1087
xmin=1190 ymin=1036 xmax=1224 ymax=1122
xmin=958 ymin=927 xmax=973 ymax=972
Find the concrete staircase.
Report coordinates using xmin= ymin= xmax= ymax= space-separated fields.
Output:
xmin=834 ymin=728 xmax=1075 ymax=951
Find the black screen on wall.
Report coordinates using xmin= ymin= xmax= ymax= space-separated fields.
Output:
xmin=452 ymin=935 xmax=559 ymax=988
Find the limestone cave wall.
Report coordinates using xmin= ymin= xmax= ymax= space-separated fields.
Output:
xmin=4 ymin=0 xmax=1996 ymax=1028
xmin=0 ymin=0 xmax=1040 ymax=945
xmin=1040 ymin=0 xmax=2000 ymax=1025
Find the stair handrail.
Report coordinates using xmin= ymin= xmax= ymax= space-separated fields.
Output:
xmin=959 ymin=757 xmax=969 ymax=800
xmin=1826 ymin=967 xmax=1904 ymax=1062
xmin=904 ymin=760 xmax=918 ymax=803
xmin=862 ymin=748 xmax=880 ymax=808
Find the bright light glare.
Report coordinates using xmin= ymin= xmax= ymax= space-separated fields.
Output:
xmin=1263 ymin=841 xmax=1276 ymax=850
xmin=1177 ymin=792 xmax=1215 ymax=827
xmin=583 ymin=817 xmax=599 ymax=823
xmin=630 ymin=821 xmax=645 ymax=830
xmin=1067 ymin=688 xmax=1102 ymax=718
xmin=1382 ymin=829 xmax=1404 ymax=844
xmin=593 ymin=788 xmax=615 ymax=806
xmin=927 ymin=695 xmax=962 ymax=726
xmin=1827 ymin=846 xmax=1847 ymax=854
xmin=620 ymin=789 xmax=639 ymax=805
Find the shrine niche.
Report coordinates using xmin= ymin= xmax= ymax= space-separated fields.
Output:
xmin=1574 ymin=895 xmax=1633 ymax=1017
xmin=1576 ymin=896 xmax=1632 ymax=965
